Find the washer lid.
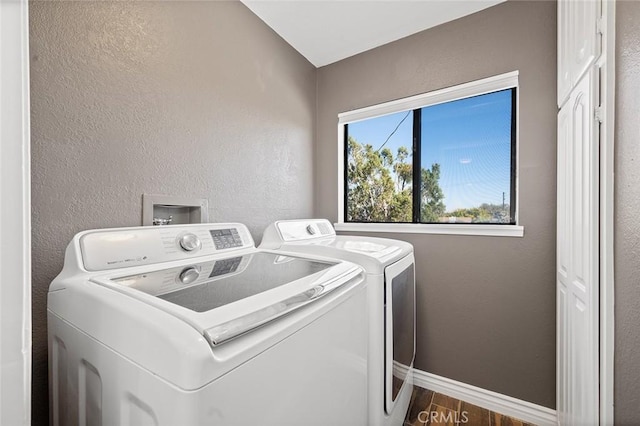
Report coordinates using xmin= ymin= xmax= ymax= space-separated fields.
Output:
xmin=95 ymin=251 xmax=363 ymax=346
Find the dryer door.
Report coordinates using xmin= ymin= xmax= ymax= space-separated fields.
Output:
xmin=384 ymin=254 xmax=416 ymax=413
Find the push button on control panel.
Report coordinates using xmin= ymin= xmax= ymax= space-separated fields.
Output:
xmin=178 ymin=233 xmax=202 ymax=252
xmin=178 ymin=266 xmax=200 ymax=284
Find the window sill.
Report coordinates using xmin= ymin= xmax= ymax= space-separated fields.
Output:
xmin=333 ymin=222 xmax=524 ymax=238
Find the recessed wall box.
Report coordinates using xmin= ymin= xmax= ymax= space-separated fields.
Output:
xmin=142 ymin=194 xmax=209 ymax=226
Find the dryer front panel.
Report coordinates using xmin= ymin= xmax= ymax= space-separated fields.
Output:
xmin=384 ymin=254 xmax=416 ymax=414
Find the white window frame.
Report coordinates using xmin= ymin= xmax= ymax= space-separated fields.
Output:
xmin=0 ymin=0 xmax=33 ymax=424
xmin=336 ymin=71 xmax=524 ymax=237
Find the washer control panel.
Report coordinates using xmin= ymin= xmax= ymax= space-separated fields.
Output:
xmin=79 ymin=223 xmax=254 ymax=272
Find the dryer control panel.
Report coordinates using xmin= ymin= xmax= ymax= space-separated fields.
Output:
xmin=261 ymin=219 xmax=336 ymax=247
xmin=78 ymin=223 xmax=254 ymax=272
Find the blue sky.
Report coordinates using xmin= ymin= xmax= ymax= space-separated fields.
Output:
xmin=348 ymin=89 xmax=512 ymax=212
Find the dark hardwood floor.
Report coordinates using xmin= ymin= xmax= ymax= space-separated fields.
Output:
xmin=404 ymin=386 xmax=537 ymax=426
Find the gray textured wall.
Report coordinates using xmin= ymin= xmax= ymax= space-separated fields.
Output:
xmin=315 ymin=1 xmax=557 ymax=408
xmin=29 ymin=1 xmax=315 ymax=424
xmin=615 ymin=1 xmax=640 ymax=423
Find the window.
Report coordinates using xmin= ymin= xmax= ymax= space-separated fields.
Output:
xmin=338 ymin=72 xmax=522 ymax=237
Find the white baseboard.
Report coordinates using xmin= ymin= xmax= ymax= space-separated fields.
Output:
xmin=412 ymin=369 xmax=557 ymax=426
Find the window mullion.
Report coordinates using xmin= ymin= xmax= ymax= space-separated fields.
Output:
xmin=412 ymin=109 xmax=422 ymax=223
xmin=344 ymin=123 xmax=349 ymax=222
xmin=510 ymin=88 xmax=517 ymax=224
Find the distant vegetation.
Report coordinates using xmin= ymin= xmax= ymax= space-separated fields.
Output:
xmin=444 ymin=203 xmax=511 ymax=224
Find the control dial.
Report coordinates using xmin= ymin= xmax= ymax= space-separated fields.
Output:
xmin=306 ymin=225 xmax=316 ymax=235
xmin=178 ymin=267 xmax=200 ymax=285
xmin=178 ymin=233 xmax=202 ymax=252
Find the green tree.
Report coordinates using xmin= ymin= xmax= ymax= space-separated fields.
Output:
xmin=346 ymin=138 xmax=380 ymax=221
xmin=347 ymin=137 xmax=403 ymax=221
xmin=420 ymin=163 xmax=446 ymax=222
xmin=393 ymin=146 xmax=412 ymax=192
xmin=346 ymin=137 xmax=444 ymax=223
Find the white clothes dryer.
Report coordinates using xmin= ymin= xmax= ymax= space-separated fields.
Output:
xmin=48 ymin=223 xmax=369 ymax=426
xmin=260 ymin=219 xmax=416 ymax=426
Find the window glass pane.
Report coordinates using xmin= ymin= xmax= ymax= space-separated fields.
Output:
xmin=420 ymin=89 xmax=514 ymax=224
xmin=346 ymin=111 xmax=413 ymax=222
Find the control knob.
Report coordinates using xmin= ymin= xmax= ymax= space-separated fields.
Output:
xmin=178 ymin=233 xmax=202 ymax=252
xmin=306 ymin=225 xmax=316 ymax=235
xmin=178 ymin=267 xmax=200 ymax=285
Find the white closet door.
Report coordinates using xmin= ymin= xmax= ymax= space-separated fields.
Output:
xmin=556 ymin=67 xmax=599 ymax=426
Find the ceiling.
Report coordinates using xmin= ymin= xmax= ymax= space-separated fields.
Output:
xmin=240 ymin=0 xmax=506 ymax=67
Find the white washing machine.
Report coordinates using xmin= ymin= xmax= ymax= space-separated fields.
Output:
xmin=48 ymin=223 xmax=369 ymax=426
xmin=260 ymin=219 xmax=416 ymax=426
